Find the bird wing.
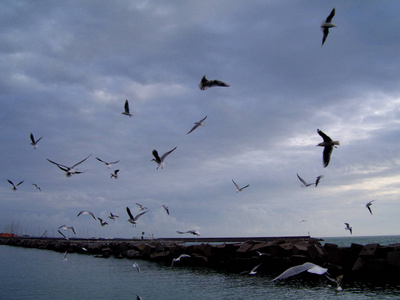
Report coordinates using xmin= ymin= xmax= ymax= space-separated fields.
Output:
xmin=211 ymin=79 xmax=230 ymax=87
xmin=322 ymin=28 xmax=330 ymax=46
xmin=187 ymin=124 xmax=199 ymax=134
xmin=7 ymin=179 xmax=15 ymax=188
xmin=71 ymin=154 xmax=92 ymax=168
xmin=317 ymin=129 xmax=332 ymax=142
xmin=96 ymin=157 xmax=107 ymax=164
xmin=176 ymin=231 xmax=184 ymax=234
xmin=199 ymin=116 xmax=208 ymax=123
xmin=124 ymin=100 xmax=130 ymax=113
xmin=232 ymin=179 xmax=240 ymax=190
xmin=152 ymin=150 xmax=161 ymax=163
xmin=57 ymin=230 xmax=68 ymax=240
xmin=326 ymin=8 xmax=335 ymax=23
xmin=109 ymin=160 xmax=119 ymax=165
xmin=47 ymin=159 xmax=69 ymax=169
xmin=126 ymin=207 xmax=134 ymax=219
xmin=160 ymin=147 xmax=177 ymax=161
xmin=271 ymin=262 xmax=318 ymax=282
xmin=322 ymin=146 xmax=333 ymax=168
xmin=307 ymin=265 xmax=328 ymax=275
xmin=241 ymin=184 xmax=250 ymax=190
xmin=134 ymin=210 xmax=148 ymax=221
xmin=77 ymin=210 xmax=96 ymax=220
xmin=250 ymin=263 xmax=262 ymax=273
xmin=36 ymin=136 xmax=43 ymax=143
xmin=70 ymin=226 xmax=77 ymax=235
xmin=296 ymin=174 xmax=308 ymax=186
xmin=30 ymin=133 xmax=35 ymax=143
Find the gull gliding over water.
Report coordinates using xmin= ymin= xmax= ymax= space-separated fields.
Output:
xmin=232 ymin=179 xmax=250 ymax=192
xmin=58 ymin=225 xmax=77 ymax=235
xmin=95 ymin=157 xmax=119 ymax=168
xmin=126 ymin=207 xmax=148 ymax=227
xmin=270 ymin=262 xmax=328 ymax=282
xmin=47 ymin=154 xmax=92 ymax=177
xmin=296 ymin=174 xmax=313 ymax=187
xmin=345 ymin=223 xmax=353 ymax=235
xmin=321 ymin=8 xmax=336 ymax=47
xmin=366 ymin=200 xmax=375 ymax=215
xmin=151 ymin=147 xmax=177 ymax=169
xmin=77 ymin=210 xmax=96 ymax=220
xmin=316 ymin=129 xmax=339 ymax=168
xmin=30 ymin=133 xmax=43 ymax=149
xmin=122 ymin=99 xmax=132 ymax=117
xmin=171 ymin=254 xmax=191 ymax=267
xmin=199 ymin=75 xmax=230 ymax=90
xmin=176 ymin=230 xmax=200 ymax=236
xmin=7 ymin=179 xmax=24 ymax=191
xmin=187 ymin=116 xmax=207 ymax=134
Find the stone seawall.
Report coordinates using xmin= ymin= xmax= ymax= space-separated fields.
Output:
xmin=1 ymin=237 xmax=399 ymax=284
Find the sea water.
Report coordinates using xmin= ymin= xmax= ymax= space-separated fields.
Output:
xmin=1 ymin=236 xmax=400 ymax=300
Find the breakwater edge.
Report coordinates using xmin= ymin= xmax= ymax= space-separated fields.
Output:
xmin=1 ymin=236 xmax=400 ymax=284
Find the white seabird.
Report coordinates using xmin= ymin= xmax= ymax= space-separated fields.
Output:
xmin=232 ymin=179 xmax=250 ymax=192
xmin=316 ymin=129 xmax=339 ymax=168
xmin=296 ymin=174 xmax=313 ymax=187
xmin=30 ymin=133 xmax=43 ymax=149
xmin=58 ymin=225 xmax=77 ymax=235
xmin=63 ymin=251 xmax=68 ymax=262
xmin=187 ymin=116 xmax=207 ymax=134
xmin=47 ymin=154 xmax=92 ymax=177
xmin=151 ymin=147 xmax=177 ymax=169
xmin=132 ymin=262 xmax=141 ymax=273
xmin=110 ymin=169 xmax=119 ymax=179
xmin=315 ymin=175 xmax=324 ymax=187
xmin=241 ymin=263 xmax=263 ymax=275
xmin=199 ymin=75 xmax=230 ymax=90
xmin=97 ymin=217 xmax=108 ymax=227
xmin=321 ymin=8 xmax=336 ymax=47
xmin=126 ymin=206 xmax=148 ymax=227
xmin=176 ymin=230 xmax=201 ymax=236
xmin=95 ymin=157 xmax=119 ymax=168
xmin=7 ymin=179 xmax=24 ymax=191
xmin=136 ymin=203 xmax=148 ymax=211
xmin=162 ymin=205 xmax=170 ymax=215
xmin=109 ymin=212 xmax=119 ymax=220
xmin=171 ymin=254 xmax=191 ymax=267
xmin=32 ymin=184 xmax=41 ymax=191
xmin=77 ymin=210 xmax=97 ymax=220
xmin=122 ymin=99 xmax=133 ymax=117
xmin=270 ymin=262 xmax=328 ymax=282
xmin=344 ymin=222 xmax=352 ymax=235
xmin=366 ymin=200 xmax=375 ymax=215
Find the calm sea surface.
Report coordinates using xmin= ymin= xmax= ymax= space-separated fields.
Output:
xmin=1 ymin=235 xmax=400 ymax=300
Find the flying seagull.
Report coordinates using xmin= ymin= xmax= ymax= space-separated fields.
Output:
xmin=296 ymin=174 xmax=313 ymax=187
xmin=176 ymin=230 xmax=201 ymax=236
xmin=321 ymin=8 xmax=336 ymax=46
xmin=241 ymin=263 xmax=263 ymax=275
xmin=151 ymin=147 xmax=177 ymax=169
xmin=47 ymin=154 xmax=92 ymax=177
xmin=77 ymin=210 xmax=96 ymax=220
xmin=366 ymin=200 xmax=375 ymax=215
xmin=58 ymin=225 xmax=77 ymax=235
xmin=199 ymin=75 xmax=230 ymax=90
xmin=315 ymin=175 xmax=324 ymax=187
xmin=63 ymin=251 xmax=68 ymax=262
xmin=299 ymin=220 xmax=307 ymax=223
xmin=136 ymin=203 xmax=148 ymax=211
xmin=232 ymin=179 xmax=250 ymax=192
xmin=187 ymin=116 xmax=207 ymax=134
xmin=98 ymin=217 xmax=108 ymax=227
xmin=122 ymin=99 xmax=133 ymax=117
xmin=162 ymin=205 xmax=170 ymax=215
xmin=316 ymin=129 xmax=339 ymax=168
xmin=271 ymin=262 xmax=328 ymax=282
xmin=7 ymin=179 xmax=24 ymax=191
xmin=110 ymin=169 xmax=119 ymax=179
xmin=108 ymin=212 xmax=119 ymax=220
xmin=32 ymin=184 xmax=41 ymax=191
xmin=344 ymin=223 xmax=352 ymax=235
xmin=171 ymin=254 xmax=191 ymax=267
xmin=132 ymin=262 xmax=141 ymax=273
xmin=30 ymin=133 xmax=43 ymax=149
xmin=126 ymin=206 xmax=148 ymax=227
xmin=95 ymin=157 xmax=119 ymax=168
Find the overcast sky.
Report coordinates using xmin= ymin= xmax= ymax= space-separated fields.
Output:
xmin=1 ymin=1 xmax=400 ymax=239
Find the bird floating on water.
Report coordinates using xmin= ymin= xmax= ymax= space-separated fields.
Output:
xmin=162 ymin=205 xmax=170 ymax=215
xmin=270 ymin=262 xmax=328 ymax=282
xmin=96 ymin=157 xmax=119 ymax=168
xmin=32 ymin=184 xmax=41 ymax=191
xmin=151 ymin=147 xmax=177 ymax=169
xmin=232 ymin=179 xmax=250 ymax=192
xmin=316 ymin=129 xmax=339 ymax=168
xmin=187 ymin=116 xmax=207 ymax=134
xmin=315 ymin=175 xmax=324 ymax=187
xmin=110 ymin=169 xmax=119 ymax=179
xmin=199 ymin=75 xmax=230 ymax=90
xmin=171 ymin=254 xmax=191 ymax=267
xmin=176 ymin=230 xmax=200 ymax=236
xmin=122 ymin=99 xmax=133 ymax=117
xmin=366 ymin=200 xmax=375 ymax=215
xmin=109 ymin=212 xmax=119 ymax=220
xmin=77 ymin=210 xmax=96 ymax=220
xmin=296 ymin=174 xmax=313 ymax=187
xmin=7 ymin=179 xmax=24 ymax=191
xmin=30 ymin=133 xmax=43 ymax=149
xmin=321 ymin=8 xmax=336 ymax=47
xmin=47 ymin=154 xmax=92 ymax=177
xmin=344 ymin=223 xmax=352 ymax=235
xmin=126 ymin=207 xmax=148 ymax=227
xmin=58 ymin=225 xmax=76 ymax=235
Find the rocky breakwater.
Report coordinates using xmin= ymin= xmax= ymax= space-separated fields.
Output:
xmin=1 ymin=237 xmax=399 ymax=284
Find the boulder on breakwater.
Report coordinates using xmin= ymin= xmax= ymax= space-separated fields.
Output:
xmin=1 ymin=237 xmax=399 ymax=284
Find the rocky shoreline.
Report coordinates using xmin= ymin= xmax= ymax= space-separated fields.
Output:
xmin=1 ymin=237 xmax=400 ymax=284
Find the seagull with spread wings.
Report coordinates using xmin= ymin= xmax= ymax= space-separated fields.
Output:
xmin=176 ymin=230 xmax=200 ymax=236
xmin=321 ymin=8 xmax=336 ymax=46
xmin=271 ymin=262 xmax=328 ymax=282
xmin=122 ymin=99 xmax=132 ymax=117
xmin=151 ymin=147 xmax=177 ymax=169
xmin=232 ymin=179 xmax=250 ymax=192
xmin=32 ymin=184 xmax=41 ymax=191
xmin=316 ymin=129 xmax=339 ymax=168
xmin=366 ymin=200 xmax=375 ymax=215
xmin=59 ymin=225 xmax=77 ymax=235
xmin=345 ymin=223 xmax=353 ymax=235
xmin=96 ymin=157 xmax=119 ymax=168
xmin=199 ymin=75 xmax=230 ymax=90
xmin=47 ymin=154 xmax=91 ymax=177
xmin=7 ymin=179 xmax=24 ymax=191
xmin=110 ymin=169 xmax=119 ymax=179
xmin=77 ymin=210 xmax=97 ymax=220
xmin=187 ymin=116 xmax=207 ymax=134
xmin=109 ymin=212 xmax=119 ymax=220
xmin=126 ymin=206 xmax=148 ymax=227
xmin=171 ymin=254 xmax=191 ymax=267
xmin=30 ymin=133 xmax=43 ymax=149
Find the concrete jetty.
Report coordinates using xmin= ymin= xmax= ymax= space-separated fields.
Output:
xmin=1 ymin=236 xmax=399 ymax=284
